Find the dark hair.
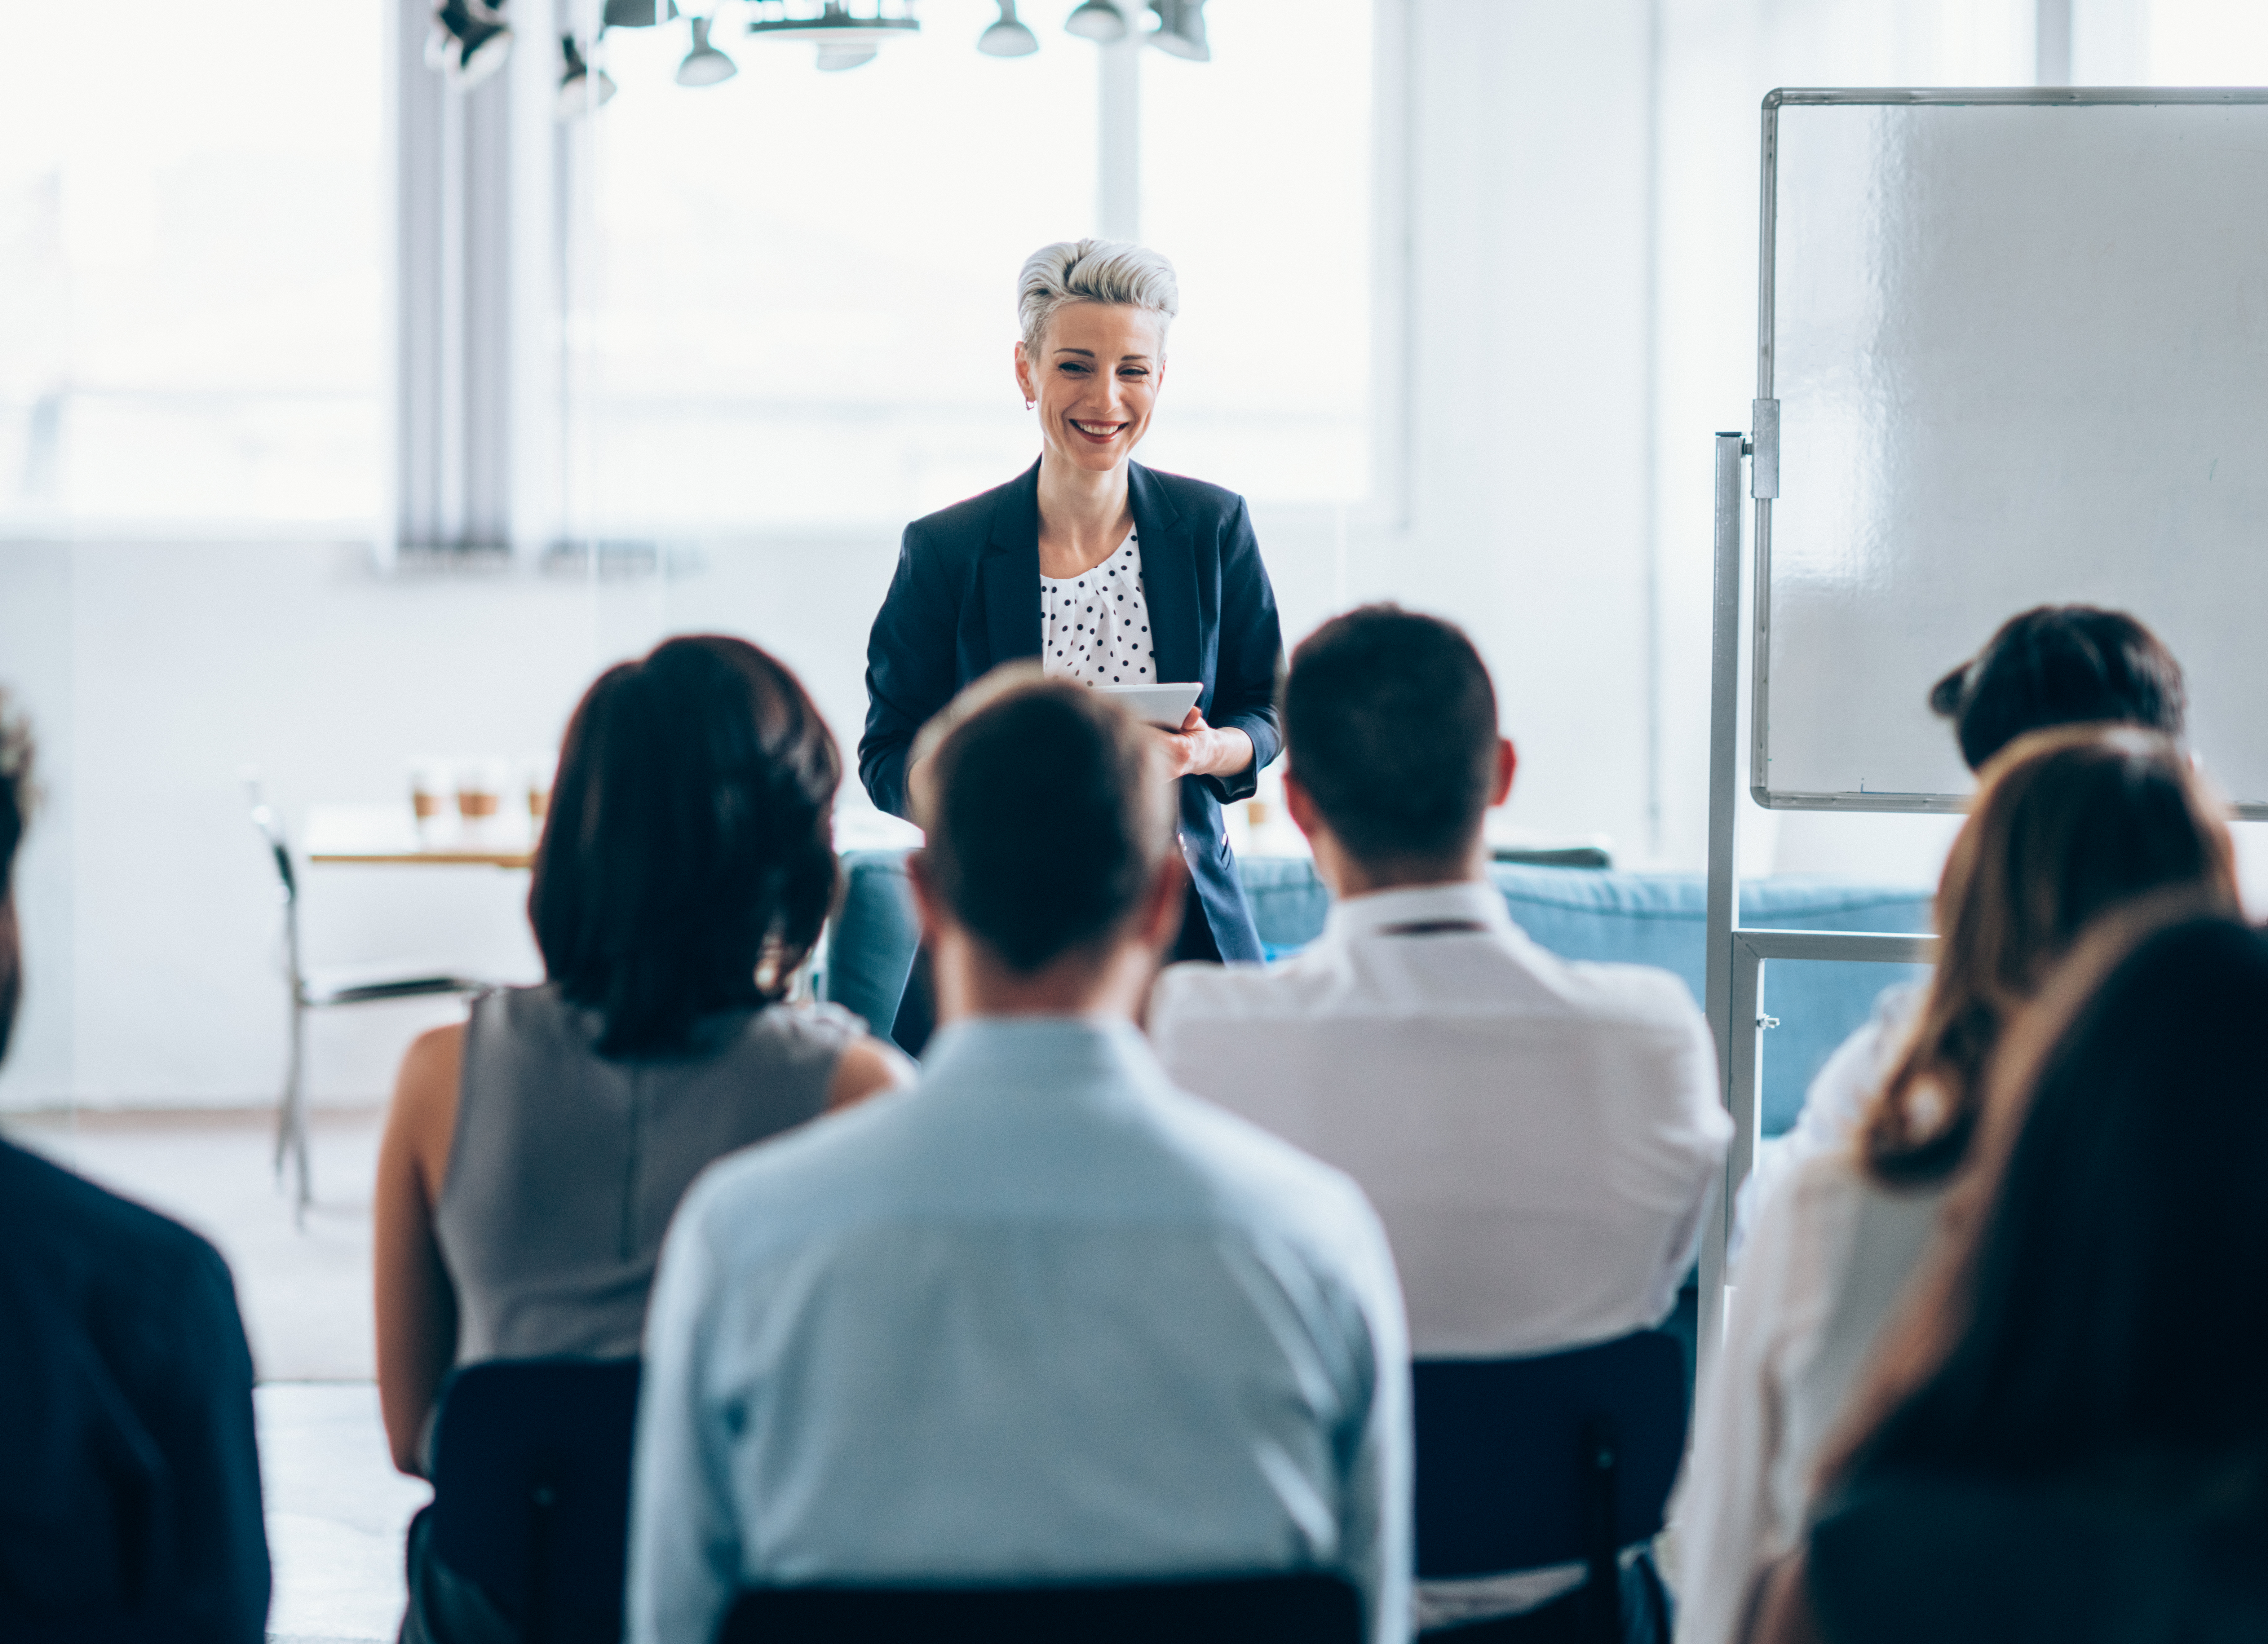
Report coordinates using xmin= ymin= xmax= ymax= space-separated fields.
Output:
xmin=1841 ymin=910 xmax=2268 ymax=1486
xmin=1284 ymin=605 xmax=1499 ymax=864
xmin=923 ymin=676 xmax=1172 ymax=973
xmin=0 ymin=696 xmax=31 ymax=1066
xmin=1865 ymin=727 xmax=2235 ymax=1187
xmin=529 ymin=635 xmax=840 ymax=1057
xmin=1929 ymin=605 xmax=2185 ymax=772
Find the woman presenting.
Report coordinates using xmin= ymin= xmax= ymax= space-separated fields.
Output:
xmin=862 ymin=240 xmax=1282 ymax=1043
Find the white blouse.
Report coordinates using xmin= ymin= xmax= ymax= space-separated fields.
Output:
xmin=1733 ymin=982 xmax=1924 ymax=1257
xmin=1673 ymin=1147 xmax=1946 ymax=1644
xmin=1040 ymin=530 xmax=1156 ymax=688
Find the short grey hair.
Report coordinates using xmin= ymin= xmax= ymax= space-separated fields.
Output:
xmin=1016 ymin=239 xmax=1179 ymax=356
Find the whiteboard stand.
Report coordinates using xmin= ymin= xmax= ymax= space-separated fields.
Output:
xmin=1694 ymin=84 xmax=2268 ymax=1377
xmin=1696 ymin=428 xmax=1939 ymax=1379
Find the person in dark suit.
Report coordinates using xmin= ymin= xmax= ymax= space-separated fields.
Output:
xmin=862 ymin=239 xmax=1283 ymax=1050
xmin=0 ymin=699 xmax=271 ymax=1643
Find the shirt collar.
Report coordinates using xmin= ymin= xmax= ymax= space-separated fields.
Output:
xmin=920 ymin=1014 xmax=1161 ymax=1091
xmin=1320 ymin=879 xmax=1514 ymax=945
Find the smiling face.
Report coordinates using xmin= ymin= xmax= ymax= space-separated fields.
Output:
xmin=1015 ymin=301 xmax=1166 ymax=475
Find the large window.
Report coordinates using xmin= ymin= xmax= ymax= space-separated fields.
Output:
xmin=0 ymin=2 xmax=383 ymax=531
xmin=1137 ymin=0 xmax=1374 ymax=505
xmin=574 ymin=0 xmax=1377 ymax=532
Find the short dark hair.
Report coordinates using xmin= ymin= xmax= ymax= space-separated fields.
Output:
xmin=1929 ymin=605 xmax=2185 ymax=772
xmin=923 ymin=677 xmax=1172 ymax=973
xmin=0 ymin=696 xmax=31 ymax=1066
xmin=529 ymin=635 xmax=841 ymax=1057
xmin=1284 ymin=605 xmax=1499 ymax=864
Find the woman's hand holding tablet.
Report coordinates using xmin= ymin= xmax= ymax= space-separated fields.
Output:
xmin=1092 ymin=682 xmax=1253 ymax=783
xmin=1092 ymin=681 xmax=1204 ymax=728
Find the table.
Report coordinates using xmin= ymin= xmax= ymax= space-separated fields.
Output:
xmin=304 ymin=804 xmax=537 ymax=868
xmin=302 ymin=802 xmax=923 ymax=869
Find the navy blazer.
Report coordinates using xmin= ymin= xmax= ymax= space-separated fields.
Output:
xmin=861 ymin=459 xmax=1283 ymax=961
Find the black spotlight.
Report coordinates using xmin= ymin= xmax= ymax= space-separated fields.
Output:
xmin=428 ymin=0 xmax=514 ymax=87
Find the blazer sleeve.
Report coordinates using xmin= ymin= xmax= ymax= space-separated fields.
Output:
xmin=1198 ymin=497 xmax=1284 ymax=807
xmin=859 ymin=523 xmax=958 ymax=821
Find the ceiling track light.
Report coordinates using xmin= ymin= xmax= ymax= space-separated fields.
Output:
xmin=427 ymin=0 xmax=514 ymax=89
xmin=556 ymin=33 xmax=619 ymax=120
xmin=1145 ymin=0 xmax=1208 ymax=61
xmin=978 ymin=0 xmax=1038 ymax=57
xmin=1064 ymin=0 xmax=1128 ymax=42
xmin=676 ymin=15 xmax=740 ymax=84
xmin=746 ymin=0 xmax=920 ymax=73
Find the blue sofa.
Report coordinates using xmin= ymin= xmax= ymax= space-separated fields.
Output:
xmin=820 ymin=851 xmax=1932 ymax=1138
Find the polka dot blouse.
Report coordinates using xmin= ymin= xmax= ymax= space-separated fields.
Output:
xmin=1040 ymin=530 xmax=1156 ymax=688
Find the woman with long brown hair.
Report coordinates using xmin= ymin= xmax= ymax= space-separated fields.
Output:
xmin=1674 ymin=726 xmax=2236 ymax=1644
xmin=1752 ymin=904 xmax=2268 ymax=1642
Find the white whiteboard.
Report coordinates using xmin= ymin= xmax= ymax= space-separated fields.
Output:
xmin=1756 ymin=91 xmax=2268 ymax=815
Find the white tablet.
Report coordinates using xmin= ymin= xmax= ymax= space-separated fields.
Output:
xmin=1092 ymin=681 xmax=1203 ymax=728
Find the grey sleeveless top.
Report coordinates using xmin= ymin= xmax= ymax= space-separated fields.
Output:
xmin=435 ymin=983 xmax=860 ymax=1365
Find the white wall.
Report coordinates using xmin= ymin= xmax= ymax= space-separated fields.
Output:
xmin=1373 ymin=0 xmax=1660 ymax=859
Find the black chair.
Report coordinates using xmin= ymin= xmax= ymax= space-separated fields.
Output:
xmin=425 ymin=1357 xmax=643 ymax=1644
xmin=715 ymin=1572 xmax=1364 ymax=1644
xmin=1413 ymin=1331 xmax=1688 ymax=1643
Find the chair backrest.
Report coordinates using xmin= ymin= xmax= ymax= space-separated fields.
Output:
xmin=715 ymin=1572 xmax=1364 ymax=1644
xmin=247 ymin=801 xmax=297 ymax=904
xmin=1413 ymin=1330 xmax=1688 ymax=1580
xmin=427 ymin=1357 xmax=643 ymax=1644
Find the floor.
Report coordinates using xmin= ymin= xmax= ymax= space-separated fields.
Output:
xmin=6 ymin=1107 xmax=419 ymax=1643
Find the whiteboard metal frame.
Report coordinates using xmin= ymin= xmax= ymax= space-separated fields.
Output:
xmin=1701 ymin=86 xmax=2268 ymax=1377
xmin=1749 ymin=87 xmax=2268 ymax=818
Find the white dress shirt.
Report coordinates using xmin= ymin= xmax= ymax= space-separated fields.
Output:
xmin=1150 ymin=881 xmax=1730 ymax=1360
xmin=628 ymin=1016 xmax=1411 ymax=1644
xmin=1149 ymin=882 xmax=1729 ymax=1627
xmin=1673 ymin=1147 xmax=1945 ymax=1644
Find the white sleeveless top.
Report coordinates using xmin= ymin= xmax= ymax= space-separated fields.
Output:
xmin=1040 ymin=530 xmax=1156 ymax=687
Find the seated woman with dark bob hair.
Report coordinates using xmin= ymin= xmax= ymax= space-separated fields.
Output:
xmin=374 ymin=636 xmax=907 ymax=1633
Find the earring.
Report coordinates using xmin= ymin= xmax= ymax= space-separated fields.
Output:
xmin=1025 ymin=398 xmax=1035 ymax=410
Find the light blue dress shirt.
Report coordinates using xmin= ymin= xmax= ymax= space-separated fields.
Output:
xmin=628 ymin=1016 xmax=1412 ymax=1644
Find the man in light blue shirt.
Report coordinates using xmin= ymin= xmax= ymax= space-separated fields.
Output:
xmin=628 ymin=670 xmax=1411 ymax=1644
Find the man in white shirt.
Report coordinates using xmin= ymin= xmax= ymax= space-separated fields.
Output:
xmin=1148 ymin=606 xmax=1730 ymax=1633
xmin=629 ymin=672 xmax=1411 ymax=1644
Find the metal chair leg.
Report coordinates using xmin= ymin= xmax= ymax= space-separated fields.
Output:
xmin=274 ymin=994 xmax=298 ymax=1176
xmin=278 ymin=993 xmax=312 ymax=1226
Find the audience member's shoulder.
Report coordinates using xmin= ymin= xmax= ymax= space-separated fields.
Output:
xmin=1145 ymin=1070 xmax=1382 ymax=1231
xmin=0 ymin=1138 xmax=239 ymax=1302
xmin=670 ymin=1082 xmax=921 ymax=1244
xmin=1150 ymin=956 xmax=1323 ymax=1026
xmin=746 ymin=998 xmax=866 ymax=1052
xmin=1537 ymin=946 xmax=1711 ymax=1031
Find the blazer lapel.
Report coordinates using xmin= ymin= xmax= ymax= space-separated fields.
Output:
xmin=978 ymin=459 xmax=1045 ymax=669
xmin=1129 ymin=464 xmax=1200 ymax=692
